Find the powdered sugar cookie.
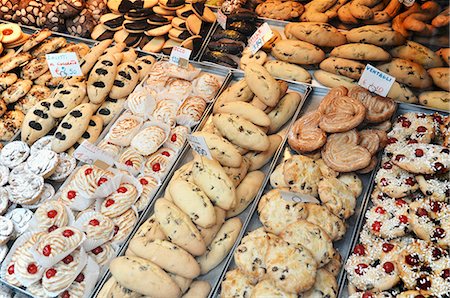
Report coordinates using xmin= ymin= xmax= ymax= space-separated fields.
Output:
xmin=8 ymin=171 xmax=44 ymax=205
xmin=391 ymin=144 xmax=449 ymax=175
xmin=301 ymin=268 xmax=338 ymax=298
xmin=49 ymin=153 xmax=76 ymax=182
xmin=0 ymin=187 xmax=9 ymax=215
xmin=35 ymin=200 xmax=69 ymax=233
xmin=0 ymin=141 xmax=30 ymax=168
xmin=25 ymin=149 xmax=59 ymax=178
xmin=30 ymin=136 xmax=53 ymax=155
xmin=6 ymin=208 xmax=33 ymax=237
xmin=375 ymin=163 xmax=419 ymax=198
xmin=0 ymin=216 xmax=13 ymax=245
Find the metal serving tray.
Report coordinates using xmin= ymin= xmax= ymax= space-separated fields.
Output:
xmin=88 ymin=71 xmax=313 ymax=298
xmin=209 ymin=87 xmax=381 ymax=297
xmin=339 ymin=102 xmax=449 ymax=297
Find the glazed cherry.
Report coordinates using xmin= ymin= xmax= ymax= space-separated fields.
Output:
xmin=405 ymin=177 xmax=416 ymax=186
xmin=399 ymin=215 xmax=408 ymax=224
xmin=382 ymin=243 xmax=394 ymax=253
xmin=372 ymin=221 xmax=382 ymax=232
xmin=432 ymin=247 xmax=443 ymax=260
xmin=417 ymin=126 xmax=427 ymax=133
xmin=362 ymin=292 xmax=374 ymax=298
xmin=75 ymin=273 xmax=85 ymax=283
xmin=152 ymin=163 xmax=161 ymax=172
xmin=415 ymin=149 xmax=424 ymax=157
xmin=7 ymin=265 xmax=14 ymax=275
xmin=382 ymin=162 xmax=393 ymax=170
xmin=161 ymin=151 xmax=170 ymax=157
xmin=387 ymin=137 xmax=398 ymax=144
xmin=375 ymin=206 xmax=386 ymax=214
xmin=62 ymin=255 xmax=73 ymax=264
xmin=402 ymin=120 xmax=411 ymax=128
xmin=84 ymin=168 xmax=93 ymax=175
xmin=433 ymin=227 xmax=445 ymax=239
xmin=416 ymin=208 xmax=428 ymax=217
xmin=380 ymin=178 xmax=389 ymax=186
xmin=353 ymin=244 xmax=365 ymax=256
xmin=355 ymin=263 xmax=368 ymax=275
xmin=383 ymin=262 xmax=395 ymax=274
xmin=105 ymin=199 xmax=115 ymax=207
xmin=117 ymin=186 xmax=127 ymax=193
xmin=113 ymin=225 xmax=119 ymax=236
xmin=396 ymin=199 xmax=407 ymax=206
xmin=47 ymin=210 xmax=57 ymax=218
xmin=416 ymin=275 xmax=431 ymax=290
xmin=2 ymin=29 xmax=13 ymax=35
xmin=171 ymin=134 xmax=177 ymax=142
xmin=407 ymin=139 xmax=418 ymax=144
xmin=46 ymin=268 xmax=57 ymax=279
xmin=43 ymin=245 xmax=52 ymax=256
xmin=405 ymin=254 xmax=420 ymax=266
xmin=395 ymin=154 xmax=405 ymax=161
xmin=91 ymin=246 xmax=103 ymax=255
xmin=125 ymin=160 xmax=133 ymax=166
xmin=140 ymin=178 xmax=148 ymax=185
xmin=48 ymin=225 xmax=58 ymax=233
xmin=441 ymin=269 xmax=450 ymax=280
xmin=89 ymin=219 xmax=100 ymax=226
xmin=27 ymin=263 xmax=38 ymax=274
xmin=97 ymin=177 xmax=108 ymax=186
xmin=63 ymin=229 xmax=74 ymax=237
xmin=397 ymin=116 xmax=407 ymax=123
xmin=67 ymin=190 xmax=76 ymax=200
xmin=430 ymin=201 xmax=442 ymax=212
xmin=61 ymin=291 xmax=70 ymax=298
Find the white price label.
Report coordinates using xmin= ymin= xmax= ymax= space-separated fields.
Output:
xmin=248 ymin=23 xmax=274 ymax=54
xmin=169 ymin=46 xmax=192 ymax=69
xmin=217 ymin=9 xmax=227 ymax=29
xmin=46 ymin=52 xmax=82 ymax=77
xmin=358 ymin=64 xmax=395 ymax=97
xmin=398 ymin=0 xmax=415 ymax=7
xmin=280 ymin=191 xmax=320 ymax=204
xmin=187 ymin=135 xmax=213 ymax=159
xmin=73 ymin=140 xmax=115 ymax=168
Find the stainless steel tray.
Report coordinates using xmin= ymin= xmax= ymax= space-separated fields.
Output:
xmin=88 ymin=72 xmax=313 ymax=298
xmin=210 ymin=87 xmax=383 ymax=297
xmin=339 ymin=102 xmax=449 ymax=297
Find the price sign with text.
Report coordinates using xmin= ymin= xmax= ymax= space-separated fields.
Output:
xmin=46 ymin=52 xmax=82 ymax=77
xmin=248 ymin=23 xmax=274 ymax=54
xmin=358 ymin=64 xmax=395 ymax=97
xmin=217 ymin=9 xmax=227 ymax=29
xmin=73 ymin=141 xmax=115 ymax=168
xmin=187 ymin=134 xmax=213 ymax=159
xmin=169 ymin=46 xmax=192 ymax=69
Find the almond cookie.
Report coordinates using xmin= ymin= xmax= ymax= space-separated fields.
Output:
xmin=283 ymin=155 xmax=321 ymax=196
xmin=35 ymin=200 xmax=69 ymax=233
xmin=101 ymin=183 xmax=138 ymax=218
xmin=391 ymin=144 xmax=449 ymax=175
xmin=31 ymin=37 xmax=67 ymax=57
xmin=87 ymin=53 xmax=119 ymax=104
xmin=375 ymin=162 xmax=419 ymax=198
xmin=221 ymin=269 xmax=254 ymax=298
xmin=304 ymin=203 xmax=346 ymax=241
xmin=318 ymin=177 xmax=357 ymax=219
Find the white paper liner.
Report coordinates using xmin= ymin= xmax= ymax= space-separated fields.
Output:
xmin=82 ymin=257 xmax=100 ymax=298
xmin=130 ymin=121 xmax=171 ymax=157
xmin=114 ymin=159 xmax=141 ymax=177
xmin=0 ymin=237 xmax=23 ymax=288
xmin=73 ymin=211 xmax=115 ymax=251
xmin=279 ymin=190 xmax=320 ymax=204
xmin=23 ymin=183 xmax=56 ymax=210
xmin=175 ymin=114 xmax=201 ymax=128
xmin=106 ymin=114 xmax=143 ymax=147
xmin=43 ymin=247 xmax=88 ymax=297
xmin=135 ymin=174 xmax=161 ymax=212
xmin=28 ymin=203 xmax=75 ymax=233
xmin=30 ymin=227 xmax=87 ymax=268
xmin=2 ymin=232 xmax=45 ymax=287
xmin=110 ymin=206 xmax=138 ymax=246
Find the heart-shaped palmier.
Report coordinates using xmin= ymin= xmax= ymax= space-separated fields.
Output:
xmin=348 ymin=86 xmax=396 ymax=123
xmin=319 ymin=96 xmax=366 ymax=133
xmin=288 ymin=111 xmax=327 ymax=153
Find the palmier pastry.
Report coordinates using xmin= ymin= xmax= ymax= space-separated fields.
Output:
xmin=319 ymin=95 xmax=366 ymax=133
xmin=348 ymin=86 xmax=396 ymax=123
xmin=288 ymin=111 xmax=326 ymax=153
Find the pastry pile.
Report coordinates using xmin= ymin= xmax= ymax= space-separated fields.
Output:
xmin=346 ymin=111 xmax=449 ymax=297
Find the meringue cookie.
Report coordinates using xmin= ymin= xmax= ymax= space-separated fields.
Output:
xmin=111 ymin=208 xmax=137 ymax=243
xmin=14 ymin=232 xmax=46 ymax=285
xmin=35 ymin=200 xmax=69 ymax=233
xmin=192 ymin=73 xmax=221 ymax=102
xmin=100 ymin=184 xmax=138 ymax=218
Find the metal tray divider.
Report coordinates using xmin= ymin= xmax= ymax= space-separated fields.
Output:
xmin=208 ymin=84 xmax=313 ymax=298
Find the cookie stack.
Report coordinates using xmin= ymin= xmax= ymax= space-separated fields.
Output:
xmin=345 ymin=111 xmax=450 ymax=297
xmin=91 ymin=0 xmax=216 ymax=55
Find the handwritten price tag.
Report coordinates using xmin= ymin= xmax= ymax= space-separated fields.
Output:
xmin=358 ymin=64 xmax=395 ymax=97
xmin=46 ymin=52 xmax=82 ymax=78
xmin=248 ymin=23 xmax=274 ymax=54
xmin=187 ymin=134 xmax=213 ymax=159
xmin=169 ymin=46 xmax=192 ymax=69
xmin=217 ymin=9 xmax=227 ymax=29
xmin=73 ymin=140 xmax=115 ymax=168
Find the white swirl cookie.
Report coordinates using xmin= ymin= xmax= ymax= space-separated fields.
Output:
xmin=0 ymin=187 xmax=9 ymax=215
xmin=192 ymin=73 xmax=221 ymax=102
xmin=88 ymin=243 xmax=115 ymax=266
xmin=416 ymin=174 xmax=450 ymax=202
xmin=108 ymin=117 xmax=142 ymax=146
xmin=164 ymin=78 xmax=193 ymax=103
xmin=0 ymin=141 xmax=30 ymax=168
xmin=164 ymin=126 xmax=189 ymax=151
xmin=35 ymin=200 xmax=69 ymax=233
xmin=14 ymin=232 xmax=46 ymax=284
xmin=72 ymin=165 xmax=113 ymax=198
xmin=27 ymin=281 xmax=47 ymax=298
xmin=135 ymin=175 xmax=159 ymax=212
xmin=0 ymin=165 xmax=9 ymax=186
xmin=176 ymin=96 xmax=206 ymax=127
xmin=131 ymin=125 xmax=167 ymax=156
xmin=34 ymin=227 xmax=84 ymax=260
xmin=318 ymin=177 xmax=357 ymax=219
xmin=97 ymin=140 xmax=122 ymax=157
xmin=127 ymin=89 xmax=157 ymax=117
xmin=118 ymin=148 xmax=145 ymax=173
xmin=364 ymin=198 xmax=410 ymax=240
xmin=0 ymin=216 xmax=14 ymax=245
xmin=345 ymin=241 xmax=401 ymax=292
xmin=49 ymin=153 xmax=77 ymax=182
xmin=143 ymin=148 xmax=175 ymax=178
xmin=152 ymin=99 xmax=178 ymax=128
xmin=4 ymin=255 xmax=22 ymax=287
xmin=375 ymin=163 xmax=419 ymax=198
xmin=42 ymin=249 xmax=84 ymax=294
xmin=391 ymin=144 xmax=449 ymax=175
xmin=111 ymin=208 xmax=137 ymax=243
xmin=6 ymin=208 xmax=33 ymax=236
xmin=25 ymin=149 xmax=59 ymax=178
xmin=8 ymin=171 xmax=44 ymax=205
xmin=101 ymin=183 xmax=138 ymax=218
xmin=221 ymin=269 xmax=254 ymax=298
xmin=30 ymin=136 xmax=53 ymax=155
xmin=82 ymin=212 xmax=115 ymax=243
xmin=409 ymin=199 xmax=450 ymax=249
xmin=59 ymin=268 xmax=88 ymax=298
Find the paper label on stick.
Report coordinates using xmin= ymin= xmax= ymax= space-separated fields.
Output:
xmin=187 ymin=134 xmax=213 ymax=159
xmin=280 ymin=191 xmax=320 ymax=204
xmin=46 ymin=52 xmax=82 ymax=77
xmin=169 ymin=46 xmax=192 ymax=69
xmin=73 ymin=141 xmax=115 ymax=169
xmin=248 ymin=23 xmax=274 ymax=54
xmin=217 ymin=9 xmax=227 ymax=29
xmin=358 ymin=64 xmax=395 ymax=97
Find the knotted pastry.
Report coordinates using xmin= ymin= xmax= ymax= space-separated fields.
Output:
xmin=319 ymin=95 xmax=366 ymax=133
xmin=321 ymin=130 xmax=372 ymax=172
xmin=288 ymin=111 xmax=327 ymax=153
xmin=348 ymin=86 xmax=396 ymax=123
